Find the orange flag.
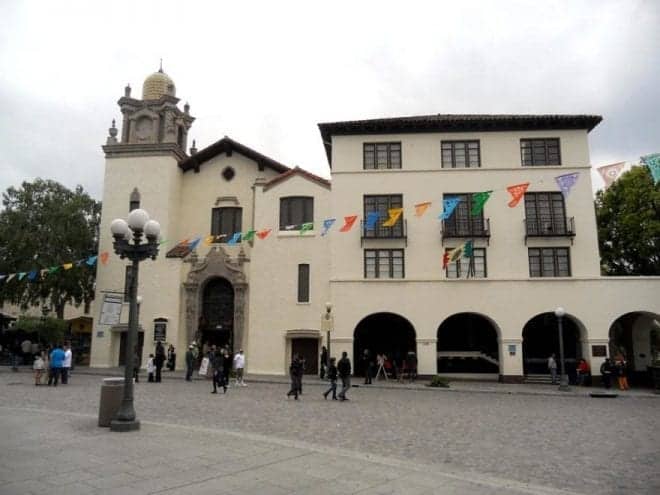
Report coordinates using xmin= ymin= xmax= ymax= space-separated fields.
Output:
xmin=506 ymin=182 xmax=530 ymax=207
xmin=256 ymin=229 xmax=272 ymax=240
xmin=100 ymin=252 xmax=110 ymax=265
xmin=339 ymin=215 xmax=358 ymax=232
xmin=414 ymin=202 xmax=431 ymax=217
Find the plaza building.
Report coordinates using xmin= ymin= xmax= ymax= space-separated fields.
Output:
xmin=90 ymin=69 xmax=660 ymax=384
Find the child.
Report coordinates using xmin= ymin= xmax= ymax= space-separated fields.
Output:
xmin=33 ymin=354 xmax=45 ymax=386
xmin=146 ymin=354 xmax=155 ymax=382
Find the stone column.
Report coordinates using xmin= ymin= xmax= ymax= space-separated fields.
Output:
xmin=233 ymin=282 xmax=248 ymax=352
xmin=416 ymin=338 xmax=437 ymax=376
xmin=500 ymin=338 xmax=523 ymax=383
xmin=183 ymin=281 xmax=199 ymax=346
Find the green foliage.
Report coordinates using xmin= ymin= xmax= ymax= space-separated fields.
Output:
xmin=0 ymin=179 xmax=101 ymax=317
xmin=15 ymin=316 xmax=68 ymax=344
xmin=428 ymin=375 xmax=451 ymax=388
xmin=595 ymin=166 xmax=660 ymax=275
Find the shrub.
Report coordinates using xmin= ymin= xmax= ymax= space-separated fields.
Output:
xmin=428 ymin=375 xmax=451 ymax=388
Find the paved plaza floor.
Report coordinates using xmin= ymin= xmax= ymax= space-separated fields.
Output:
xmin=0 ymin=369 xmax=658 ymax=495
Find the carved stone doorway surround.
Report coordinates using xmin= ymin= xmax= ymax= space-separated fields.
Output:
xmin=183 ymin=247 xmax=248 ymax=352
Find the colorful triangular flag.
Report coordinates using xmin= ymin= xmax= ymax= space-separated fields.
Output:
xmin=6 ymin=274 xmax=15 ymax=282
xmin=339 ymin=215 xmax=358 ymax=232
xmin=27 ymin=270 xmax=38 ymax=281
xmin=597 ymin=162 xmax=625 ymax=189
xmin=63 ymin=263 xmax=73 ymax=270
xmin=86 ymin=255 xmax=98 ymax=266
xmin=471 ymin=191 xmax=492 ymax=216
xmin=256 ymin=229 xmax=272 ymax=240
xmin=300 ymin=223 xmax=313 ymax=235
xmin=18 ymin=272 xmax=26 ymax=281
xmin=100 ymin=252 xmax=109 ymax=265
xmin=365 ymin=212 xmax=381 ymax=229
xmin=555 ymin=173 xmax=580 ymax=198
xmin=463 ymin=240 xmax=473 ymax=258
xmin=48 ymin=266 xmax=61 ymax=274
xmin=414 ymin=202 xmax=432 ymax=217
xmin=641 ymin=153 xmax=660 ymax=184
xmin=382 ymin=208 xmax=403 ymax=227
xmin=203 ymin=235 xmax=215 ymax=246
xmin=243 ymin=230 xmax=256 ymax=241
xmin=506 ymin=183 xmax=530 ymax=208
xmin=188 ymin=238 xmax=201 ymax=251
xmin=439 ymin=197 xmax=461 ymax=220
xmin=227 ymin=233 xmax=242 ymax=245
xmin=321 ymin=218 xmax=336 ymax=236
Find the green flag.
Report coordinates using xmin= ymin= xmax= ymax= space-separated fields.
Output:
xmin=243 ymin=230 xmax=256 ymax=241
xmin=300 ymin=222 xmax=313 ymax=235
xmin=471 ymin=191 xmax=492 ymax=216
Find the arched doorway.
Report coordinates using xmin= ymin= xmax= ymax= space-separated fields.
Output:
xmin=200 ymin=278 xmax=234 ymax=350
xmin=522 ymin=312 xmax=583 ymax=380
xmin=609 ymin=312 xmax=660 ymax=386
xmin=437 ymin=313 xmax=500 ymax=375
xmin=353 ymin=313 xmax=416 ymax=376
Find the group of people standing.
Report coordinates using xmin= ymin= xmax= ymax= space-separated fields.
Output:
xmin=288 ymin=349 xmax=352 ymax=401
xmin=360 ymin=349 xmax=418 ymax=384
xmin=547 ymin=353 xmax=630 ymax=390
xmin=183 ymin=343 xmax=247 ymax=393
xmin=32 ymin=342 xmax=73 ymax=386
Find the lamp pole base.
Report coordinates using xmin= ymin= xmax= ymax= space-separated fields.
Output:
xmin=109 ymin=419 xmax=141 ymax=432
xmin=558 ymin=375 xmax=570 ymax=392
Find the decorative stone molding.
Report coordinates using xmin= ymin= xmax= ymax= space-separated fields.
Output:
xmin=214 ymin=196 xmax=239 ymax=206
xmin=183 ymin=246 xmax=248 ymax=351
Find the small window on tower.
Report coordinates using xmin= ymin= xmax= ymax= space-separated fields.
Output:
xmin=222 ymin=167 xmax=235 ymax=182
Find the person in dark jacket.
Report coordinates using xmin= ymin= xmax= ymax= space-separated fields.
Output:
xmin=337 ymin=351 xmax=352 ymax=401
xmin=287 ymin=354 xmax=304 ymax=400
xmin=167 ymin=345 xmax=176 ymax=371
xmin=133 ymin=346 xmax=141 ymax=383
xmin=211 ymin=348 xmax=226 ymax=394
xmin=154 ymin=342 xmax=166 ymax=383
xmin=323 ymin=357 xmax=338 ymax=400
xmin=320 ymin=346 xmax=328 ymax=379
xmin=222 ymin=348 xmax=232 ymax=388
xmin=600 ymin=358 xmax=613 ymax=389
xmin=362 ymin=349 xmax=373 ymax=385
xmin=185 ymin=345 xmax=194 ymax=381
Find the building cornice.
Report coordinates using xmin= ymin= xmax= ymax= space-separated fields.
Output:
xmin=103 ymin=142 xmax=188 ymax=161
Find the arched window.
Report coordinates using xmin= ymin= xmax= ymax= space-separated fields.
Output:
xmin=129 ymin=188 xmax=141 ymax=212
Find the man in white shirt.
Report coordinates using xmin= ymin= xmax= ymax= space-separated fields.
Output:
xmin=233 ymin=349 xmax=246 ymax=386
xmin=62 ymin=343 xmax=73 ymax=384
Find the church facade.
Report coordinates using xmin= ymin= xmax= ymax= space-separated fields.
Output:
xmin=90 ymin=70 xmax=660 ymax=383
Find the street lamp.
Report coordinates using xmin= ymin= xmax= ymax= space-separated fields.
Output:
xmin=321 ymin=302 xmax=333 ymax=372
xmin=109 ymin=208 xmax=160 ymax=432
xmin=554 ymin=307 xmax=570 ymax=391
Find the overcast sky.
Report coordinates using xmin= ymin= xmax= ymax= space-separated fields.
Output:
xmin=1 ymin=0 xmax=658 ymax=200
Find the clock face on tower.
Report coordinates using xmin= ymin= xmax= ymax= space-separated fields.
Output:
xmin=135 ymin=117 xmax=153 ymax=141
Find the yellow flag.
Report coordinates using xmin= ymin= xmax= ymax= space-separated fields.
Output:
xmin=63 ymin=263 xmax=73 ymax=270
xmin=382 ymin=208 xmax=403 ymax=227
xmin=203 ymin=235 xmax=215 ymax=246
xmin=414 ymin=202 xmax=431 ymax=217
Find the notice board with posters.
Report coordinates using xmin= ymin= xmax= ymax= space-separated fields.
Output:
xmin=153 ymin=318 xmax=167 ymax=342
xmin=99 ymin=293 xmax=123 ymax=326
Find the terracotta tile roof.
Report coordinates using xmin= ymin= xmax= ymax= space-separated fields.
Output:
xmin=317 ymin=113 xmax=603 ymax=165
xmin=263 ymin=166 xmax=331 ymax=191
xmin=179 ymin=136 xmax=290 ymax=174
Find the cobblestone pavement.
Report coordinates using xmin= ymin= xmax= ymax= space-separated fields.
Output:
xmin=1 ymin=369 xmax=658 ymax=495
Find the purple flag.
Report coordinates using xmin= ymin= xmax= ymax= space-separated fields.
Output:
xmin=555 ymin=173 xmax=580 ymax=198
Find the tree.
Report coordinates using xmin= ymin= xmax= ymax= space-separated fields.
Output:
xmin=595 ymin=165 xmax=660 ymax=275
xmin=0 ymin=179 xmax=101 ymax=318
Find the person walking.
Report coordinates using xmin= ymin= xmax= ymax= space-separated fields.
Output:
xmin=154 ymin=341 xmax=166 ymax=383
xmin=320 ymin=346 xmax=328 ymax=379
xmin=47 ymin=343 xmax=65 ymax=386
xmin=61 ymin=343 xmax=72 ymax=385
xmin=211 ymin=347 xmax=226 ymax=394
xmin=547 ymin=353 xmax=558 ymax=385
xmin=233 ymin=349 xmax=246 ymax=387
xmin=287 ymin=354 xmax=304 ymax=400
xmin=337 ymin=351 xmax=352 ymax=401
xmin=615 ymin=357 xmax=629 ymax=391
xmin=600 ymin=358 xmax=613 ymax=389
xmin=33 ymin=354 xmax=45 ymax=386
xmin=222 ymin=348 xmax=232 ymax=389
xmin=576 ymin=358 xmax=590 ymax=386
xmin=185 ymin=345 xmax=194 ymax=381
xmin=323 ymin=357 xmax=338 ymax=400
xmin=146 ymin=354 xmax=155 ymax=382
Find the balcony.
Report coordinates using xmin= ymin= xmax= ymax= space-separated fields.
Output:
xmin=524 ymin=217 xmax=575 ymax=244
xmin=441 ymin=218 xmax=490 ymax=243
xmin=361 ymin=219 xmax=407 ymax=246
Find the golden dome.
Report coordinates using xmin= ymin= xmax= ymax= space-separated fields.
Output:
xmin=142 ymin=69 xmax=176 ymax=100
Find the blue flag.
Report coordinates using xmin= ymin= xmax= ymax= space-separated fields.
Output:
xmin=321 ymin=218 xmax=336 ymax=236
xmin=27 ymin=270 xmax=38 ymax=281
xmin=227 ymin=233 xmax=242 ymax=245
xmin=641 ymin=153 xmax=660 ymax=184
xmin=365 ymin=211 xmax=381 ymax=229
xmin=86 ymin=256 xmax=98 ymax=266
xmin=439 ymin=197 xmax=462 ymax=220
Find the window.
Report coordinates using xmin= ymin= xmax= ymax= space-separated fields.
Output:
xmin=363 ymin=195 xmax=404 ymax=238
xmin=521 ymin=138 xmax=560 ymax=166
xmin=123 ymin=265 xmax=134 ymax=302
xmin=129 ymin=188 xmax=140 ymax=212
xmin=442 ymin=193 xmax=487 ymax=237
xmin=445 ymin=248 xmax=487 ymax=278
xmin=524 ymin=192 xmax=567 ymax=235
xmin=280 ymin=197 xmax=313 ymax=230
xmin=441 ymin=141 xmax=480 ymax=168
xmin=528 ymin=248 xmax=571 ymax=277
xmin=364 ymin=249 xmax=404 ymax=279
xmin=297 ymin=264 xmax=310 ymax=303
xmin=363 ymin=142 xmax=401 ymax=170
xmin=211 ymin=207 xmax=242 ymax=242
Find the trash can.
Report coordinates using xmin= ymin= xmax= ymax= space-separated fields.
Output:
xmin=98 ymin=377 xmax=125 ymax=427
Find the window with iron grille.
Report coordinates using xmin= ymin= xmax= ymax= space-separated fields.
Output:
xmin=521 ymin=138 xmax=561 ymax=166
xmin=528 ymin=247 xmax=571 ymax=277
xmin=524 ymin=192 xmax=567 ymax=235
xmin=445 ymin=248 xmax=487 ymax=278
xmin=279 ymin=197 xmax=314 ymax=230
xmin=364 ymin=249 xmax=404 ymax=279
xmin=297 ymin=264 xmax=310 ymax=303
xmin=442 ymin=193 xmax=486 ymax=236
xmin=441 ymin=141 xmax=480 ymax=168
xmin=211 ymin=207 xmax=242 ymax=242
xmin=363 ymin=142 xmax=402 ymax=169
xmin=363 ymin=195 xmax=404 ymax=238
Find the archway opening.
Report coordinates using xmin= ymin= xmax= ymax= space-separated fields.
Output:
xmin=200 ymin=278 xmax=234 ymax=351
xmin=353 ymin=313 xmax=416 ymax=376
xmin=522 ymin=312 xmax=582 ymax=379
xmin=437 ymin=313 xmax=500 ymax=374
xmin=609 ymin=312 xmax=660 ymax=387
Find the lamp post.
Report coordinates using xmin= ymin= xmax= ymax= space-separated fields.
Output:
xmin=554 ymin=307 xmax=570 ymax=391
xmin=321 ymin=302 xmax=333 ymax=372
xmin=109 ymin=208 xmax=160 ymax=432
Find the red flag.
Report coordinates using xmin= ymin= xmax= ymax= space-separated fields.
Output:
xmin=256 ymin=229 xmax=272 ymax=240
xmin=506 ymin=182 xmax=530 ymax=207
xmin=442 ymin=251 xmax=450 ymax=269
xmin=100 ymin=251 xmax=110 ymax=265
xmin=339 ymin=215 xmax=358 ymax=232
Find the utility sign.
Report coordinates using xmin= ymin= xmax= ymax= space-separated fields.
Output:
xmin=99 ymin=293 xmax=123 ymax=325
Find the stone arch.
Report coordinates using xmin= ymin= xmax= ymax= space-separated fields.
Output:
xmin=183 ymin=246 xmax=248 ymax=353
xmin=608 ymin=311 xmax=660 ymax=386
xmin=437 ymin=312 xmax=502 ymax=375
